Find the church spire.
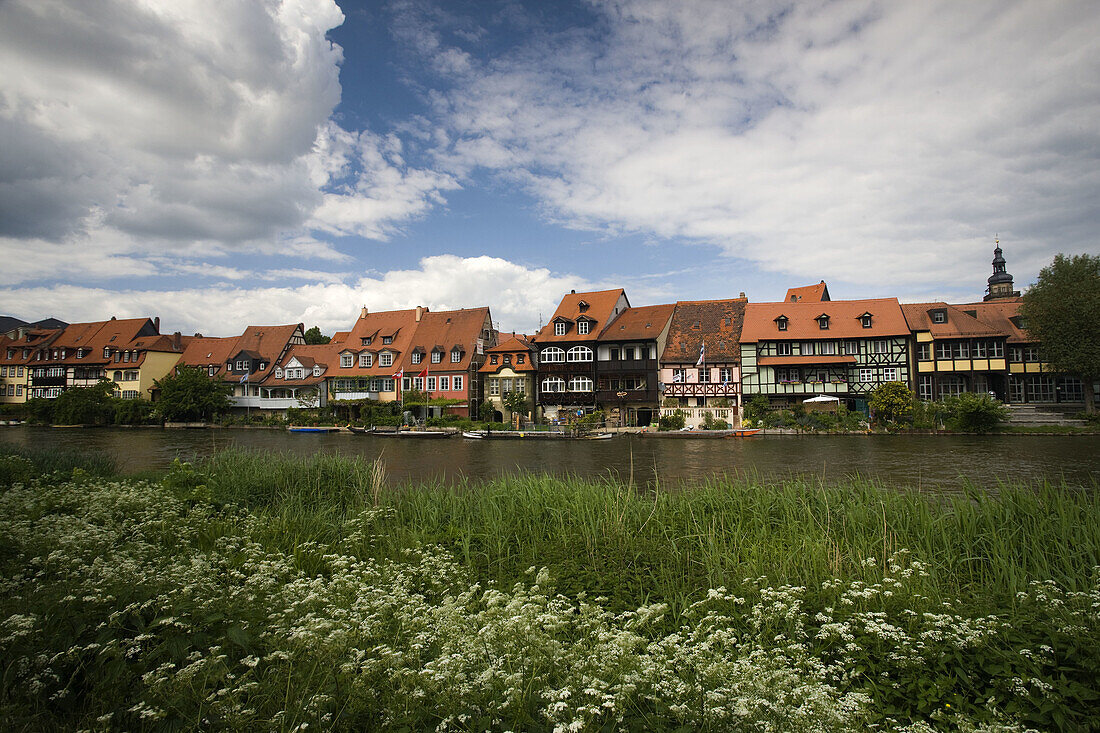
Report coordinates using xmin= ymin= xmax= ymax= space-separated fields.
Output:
xmin=984 ymin=238 xmax=1019 ymax=301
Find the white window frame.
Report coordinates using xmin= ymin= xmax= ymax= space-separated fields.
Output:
xmin=542 ymin=347 xmax=565 ymax=363
xmin=489 ymin=378 xmax=500 ymax=396
xmin=568 ymin=376 xmax=593 ymax=392
xmin=452 ymin=375 xmax=463 ymax=392
xmin=859 ymin=367 xmax=874 ymax=383
xmin=427 ymin=376 xmax=437 ymax=391
xmin=577 ymin=320 xmax=590 ymax=335
xmin=542 ymin=376 xmax=564 ymax=393
xmin=412 ymin=352 xmax=422 ymax=364
xmin=379 ymin=352 xmax=393 ymax=367
xmin=439 ymin=376 xmax=450 ymax=391
xmin=882 ymin=367 xmax=899 ymax=382
xmin=451 ymin=350 xmax=461 ymax=363
xmin=776 ymin=342 xmax=792 ymax=356
xmin=359 ymin=353 xmax=372 ymax=367
xmin=566 ymin=346 xmax=593 ymax=362
xmin=873 ymin=340 xmax=888 ymax=354
xmin=341 ymin=353 xmax=353 ymax=368
xmin=554 ymin=321 xmax=567 ymax=336
xmin=431 ymin=351 xmax=442 ymax=364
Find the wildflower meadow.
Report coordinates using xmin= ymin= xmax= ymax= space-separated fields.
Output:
xmin=1 ymin=446 xmax=1098 ymax=731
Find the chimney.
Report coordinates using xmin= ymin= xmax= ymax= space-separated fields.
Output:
xmin=173 ymin=331 xmax=182 ymax=350
xmin=739 ymin=292 xmax=746 ymax=299
xmin=415 ymin=306 xmax=424 ymax=322
xmin=570 ymin=289 xmax=576 ymax=294
xmin=360 ymin=305 xmax=368 ymax=319
xmin=154 ymin=316 xmax=160 ymax=333
xmin=110 ymin=315 xmax=116 ymax=320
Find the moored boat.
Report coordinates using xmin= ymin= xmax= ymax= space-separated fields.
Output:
xmin=288 ymin=426 xmax=341 ymax=433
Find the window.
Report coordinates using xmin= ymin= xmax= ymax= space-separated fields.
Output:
xmin=859 ymin=368 xmax=874 ymax=383
xmin=1059 ymin=377 xmax=1084 ymax=402
xmin=359 ymin=353 xmax=372 ymax=367
xmin=990 ymin=341 xmax=1004 ymax=358
xmin=776 ymin=342 xmax=792 ymax=356
xmin=567 ymin=346 xmax=593 ymax=362
xmin=379 ymin=353 xmax=392 ymax=367
xmin=973 ymin=341 xmax=987 ymax=358
xmin=672 ymin=368 xmax=686 ymax=383
xmin=104 ymin=347 xmax=111 ymax=359
xmin=554 ymin=321 xmax=567 ymax=336
xmin=720 ymin=368 xmax=732 ymax=383
xmin=698 ymin=368 xmax=710 ymax=383
xmin=938 ymin=376 xmax=966 ymax=399
xmin=451 ymin=349 xmax=462 ymax=363
xmin=341 ymin=353 xmax=353 ymax=368
xmin=577 ymin=320 xmax=590 ymax=335
xmin=953 ymin=342 xmax=969 ymax=359
xmin=490 ymin=354 xmax=498 ymax=365
xmin=800 ymin=342 xmax=815 ymax=356
xmin=236 ymin=360 xmax=247 ymax=370
xmin=542 ymin=376 xmax=564 ymax=393
xmin=452 ymin=375 xmax=462 ymax=392
xmin=776 ymin=316 xmax=788 ymax=331
xmin=312 ymin=366 xmax=321 ymax=377
xmin=873 ymin=340 xmax=888 ymax=354
xmin=918 ymin=375 xmax=934 ymax=400
xmin=489 ymin=378 xmax=500 ymax=396
xmin=439 ymin=376 xmax=450 ymax=391
xmin=1010 ymin=346 xmax=1023 ymax=362
xmin=412 ymin=352 xmax=422 ymax=364
xmin=936 ymin=342 xmax=952 ymax=360
xmin=817 ymin=315 xmax=829 ymax=330
xmin=15 ymin=386 xmax=22 ymax=397
xmin=208 ymin=366 xmax=217 ymax=376
xmin=361 ymin=337 xmax=372 ymax=346
xmin=76 ymin=348 xmax=84 ymax=359
xmin=542 ymin=347 xmax=565 ymax=363
xmin=515 ymin=379 xmax=525 ymax=394
xmin=382 ymin=336 xmax=393 ymax=345
xmin=1024 ymin=346 xmax=1040 ymax=362
xmin=383 ymin=378 xmax=395 ymax=392
xmin=882 ymin=367 xmax=899 ymax=382
xmin=432 ymin=351 xmax=442 ymax=364
xmin=501 ymin=378 xmax=513 ymax=393
xmin=820 ymin=341 xmax=837 ymax=355
xmin=917 ymin=343 xmax=931 ymax=360
xmin=932 ymin=310 xmax=947 ymax=324
xmin=402 ymin=377 xmax=411 ymax=390
xmin=123 ymin=351 xmax=129 ymax=362
xmin=860 ymin=314 xmax=873 ymax=328
xmin=427 ymin=376 xmax=437 ymax=391
xmin=275 ymin=367 xmax=283 ymax=378
xmin=567 ymin=376 xmax=593 ymax=392
xmin=778 ymin=367 xmax=800 ymax=383
xmin=16 ymin=366 xmax=22 ymax=377
xmin=503 ymin=354 xmax=512 ymax=365
xmin=1008 ymin=376 xmax=1025 ymax=403
xmin=516 ymin=354 xmax=525 ymax=364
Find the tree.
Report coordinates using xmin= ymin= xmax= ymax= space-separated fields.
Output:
xmin=154 ymin=366 xmax=233 ymax=422
xmin=501 ymin=390 xmax=529 ymax=421
xmin=53 ymin=380 xmax=116 ymax=425
xmin=1020 ymin=253 xmax=1100 ymax=414
xmin=303 ymin=326 xmax=330 ymax=345
xmin=869 ymin=382 xmax=913 ymax=426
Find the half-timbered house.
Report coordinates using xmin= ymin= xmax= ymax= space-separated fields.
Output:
xmin=659 ymin=298 xmax=747 ymax=428
xmin=740 ymin=297 xmax=910 ymax=411
xmin=595 ymin=303 xmax=674 ymax=427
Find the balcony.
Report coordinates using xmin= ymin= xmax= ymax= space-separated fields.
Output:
xmin=30 ymin=375 xmax=66 ymax=387
xmin=663 ymin=383 xmax=739 ymax=398
xmin=232 ymin=396 xmax=301 ymax=409
xmin=539 ymin=361 xmax=595 ymax=375
xmin=596 ymin=387 xmax=658 ymax=404
xmin=331 ymin=391 xmax=381 ymax=401
xmin=598 ymin=358 xmax=657 ymax=375
xmin=537 ymin=392 xmax=597 ymax=406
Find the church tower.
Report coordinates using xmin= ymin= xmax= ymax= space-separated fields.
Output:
xmin=984 ymin=240 xmax=1020 ymax=301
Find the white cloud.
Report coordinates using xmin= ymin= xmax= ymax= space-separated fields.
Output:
xmin=421 ymin=0 xmax=1100 ymax=291
xmin=0 ymin=255 xmax=594 ymax=336
xmin=0 ymin=0 xmax=460 ymax=262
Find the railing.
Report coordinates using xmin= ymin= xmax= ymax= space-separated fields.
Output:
xmin=598 ymin=358 xmax=657 ymax=374
xmin=30 ymin=376 xmax=65 ymax=387
xmin=662 ymin=383 xmax=740 ymax=397
xmin=539 ymin=362 xmax=595 ymax=375
xmin=232 ymin=396 xmax=301 ymax=409
xmin=537 ymin=392 xmax=597 ymax=406
xmin=331 ymin=391 xmax=381 ymax=401
xmin=661 ymin=406 xmax=739 ymax=425
xmin=596 ymin=388 xmax=658 ymax=403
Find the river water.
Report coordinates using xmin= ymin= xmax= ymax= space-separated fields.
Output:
xmin=2 ymin=426 xmax=1097 ymax=491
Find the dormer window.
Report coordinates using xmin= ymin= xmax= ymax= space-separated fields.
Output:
xmin=503 ymin=354 xmax=512 ymax=364
xmin=451 ymin=349 xmax=462 ymax=363
xmin=382 ymin=336 xmax=393 ymax=345
xmin=340 ymin=353 xmax=353 ymax=368
xmin=776 ymin=316 xmax=788 ymax=332
xmin=577 ymin=320 xmax=590 ymax=335
xmin=817 ymin=315 xmax=830 ymax=330
xmin=359 ymin=353 xmax=372 ymax=367
xmin=431 ymin=351 xmax=442 ymax=364
xmin=517 ymin=354 xmax=525 ymax=364
xmin=312 ymin=365 xmax=321 ymax=377
xmin=860 ymin=313 xmax=873 ymax=328
xmin=76 ymin=348 xmax=85 ymax=359
xmin=578 ymin=300 xmax=589 ymax=312
xmin=275 ymin=367 xmax=284 ymax=378
xmin=361 ymin=337 xmax=372 ymax=346
xmin=490 ymin=355 xmax=498 ymax=365
xmin=931 ymin=309 xmax=946 ymax=324
xmin=379 ymin=352 xmax=393 ymax=367
xmin=554 ymin=321 xmax=567 ymax=336
xmin=412 ymin=352 xmax=422 ymax=364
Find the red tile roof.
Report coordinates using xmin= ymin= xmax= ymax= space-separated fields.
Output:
xmin=598 ymin=303 xmax=675 ymax=341
xmin=535 ymin=289 xmax=629 ymax=343
xmin=784 ymin=281 xmax=830 ymax=303
xmin=741 ymin=299 xmax=909 ymax=341
xmin=480 ymin=334 xmax=536 ymax=373
xmin=952 ymin=298 xmax=1032 ymax=343
xmin=177 ymin=324 xmax=303 ymax=382
xmin=661 ymin=298 xmax=747 ymax=364
xmin=401 ymin=307 xmax=492 ymax=372
xmin=901 ymin=303 xmax=1003 ymax=339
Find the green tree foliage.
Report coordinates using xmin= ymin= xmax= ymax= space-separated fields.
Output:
xmin=154 ymin=366 xmax=233 ymax=422
xmin=53 ymin=381 xmax=116 ymax=425
xmin=658 ymin=409 xmax=686 ymax=431
xmin=501 ymin=390 xmax=529 ymax=418
xmin=869 ymin=382 xmax=913 ymax=426
xmin=303 ymin=326 xmax=331 ymax=345
xmin=113 ymin=398 xmax=155 ymax=425
xmin=743 ymin=395 xmax=773 ymax=426
xmin=942 ymin=393 xmax=1009 ymax=433
xmin=1020 ymin=253 xmax=1100 ymax=414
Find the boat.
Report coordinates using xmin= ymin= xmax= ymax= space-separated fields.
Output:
xmin=723 ymin=428 xmax=761 ymax=438
xmin=461 ymin=430 xmax=485 ymax=439
xmin=372 ymin=429 xmax=454 ymax=438
xmin=461 ymin=430 xmax=614 ymax=440
xmin=288 ymin=426 xmax=341 ymax=433
xmin=583 ymin=432 xmax=615 ymax=440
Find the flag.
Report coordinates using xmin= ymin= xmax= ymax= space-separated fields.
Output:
xmin=239 ymin=372 xmax=249 ymax=384
xmin=391 ymin=368 xmax=403 ymax=380
xmin=416 ymin=367 xmax=428 ymax=379
xmin=696 ymin=341 xmax=706 ymax=367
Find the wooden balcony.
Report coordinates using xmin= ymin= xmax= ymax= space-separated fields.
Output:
xmin=537 ymin=391 xmax=597 ymax=406
xmin=598 ymin=358 xmax=657 ymax=375
xmin=663 ymin=383 xmax=740 ymax=398
xmin=596 ymin=387 xmax=658 ymax=404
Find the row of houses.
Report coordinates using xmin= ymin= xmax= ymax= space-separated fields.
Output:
xmin=1 ymin=247 xmax=1091 ymax=424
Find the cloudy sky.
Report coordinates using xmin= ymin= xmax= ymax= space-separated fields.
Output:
xmin=1 ymin=0 xmax=1097 ymax=336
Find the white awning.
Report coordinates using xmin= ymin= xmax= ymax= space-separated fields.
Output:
xmin=803 ymin=394 xmax=841 ymax=403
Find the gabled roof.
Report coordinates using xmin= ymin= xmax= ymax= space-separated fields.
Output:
xmin=479 ymin=334 xmax=536 ymax=373
xmin=338 ymin=308 xmax=420 ymax=375
xmin=741 ymin=299 xmax=909 ymax=341
xmin=901 ymin=303 xmax=1003 ymax=339
xmin=661 ymin=298 xmax=747 ymax=363
xmin=536 ymin=289 xmax=628 ymax=343
xmin=784 ymin=281 xmax=831 ymax=303
xmin=952 ymin=297 xmax=1032 ymax=343
xmin=176 ymin=324 xmax=303 ymax=382
xmin=598 ymin=303 xmax=675 ymax=341
xmin=401 ymin=307 xmax=491 ymax=372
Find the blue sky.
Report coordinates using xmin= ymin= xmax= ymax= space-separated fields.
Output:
xmin=1 ymin=0 xmax=1098 ymax=336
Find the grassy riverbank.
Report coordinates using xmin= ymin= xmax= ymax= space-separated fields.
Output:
xmin=2 ymin=446 xmax=1098 ymax=731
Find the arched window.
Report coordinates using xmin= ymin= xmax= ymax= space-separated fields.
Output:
xmin=541 ymin=347 xmax=565 ymax=363
xmin=567 ymin=376 xmax=593 ymax=392
xmin=541 ymin=376 xmax=564 ymax=393
xmin=567 ymin=346 xmax=593 ymax=362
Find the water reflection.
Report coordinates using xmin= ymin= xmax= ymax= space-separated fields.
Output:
xmin=2 ymin=426 xmax=1097 ymax=492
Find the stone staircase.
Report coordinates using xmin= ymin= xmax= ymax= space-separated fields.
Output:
xmin=1005 ymin=404 xmax=1087 ymax=427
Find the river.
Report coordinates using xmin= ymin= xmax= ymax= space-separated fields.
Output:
xmin=2 ymin=425 xmax=1097 ymax=491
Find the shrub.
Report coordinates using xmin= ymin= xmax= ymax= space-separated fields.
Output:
xmin=869 ymin=382 xmax=914 ymax=426
xmin=743 ymin=395 xmax=772 ymax=425
xmin=658 ymin=409 xmax=686 ymax=431
xmin=943 ymin=392 xmax=1009 ymax=433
